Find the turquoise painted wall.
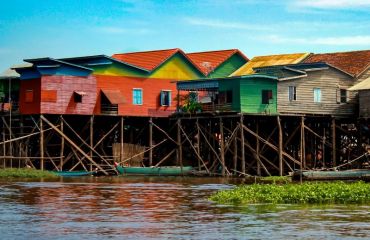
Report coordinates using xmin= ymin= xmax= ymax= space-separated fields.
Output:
xmin=208 ymin=54 xmax=247 ymax=78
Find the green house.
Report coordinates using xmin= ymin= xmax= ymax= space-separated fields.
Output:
xmin=176 ymin=74 xmax=277 ymax=115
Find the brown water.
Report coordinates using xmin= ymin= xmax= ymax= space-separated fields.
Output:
xmin=0 ymin=177 xmax=370 ymax=239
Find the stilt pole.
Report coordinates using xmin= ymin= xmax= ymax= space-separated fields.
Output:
xmin=149 ymin=117 xmax=153 ymax=166
xmin=332 ymin=118 xmax=336 ymax=167
xmin=219 ymin=117 xmax=225 ymax=176
xmin=240 ymin=114 xmax=245 ymax=174
xmin=60 ymin=115 xmax=64 ymax=170
xmin=40 ymin=115 xmax=44 ymax=171
xmin=277 ymin=116 xmax=283 ymax=176
xmin=256 ymin=119 xmax=261 ymax=176
xmin=177 ymin=119 xmax=183 ymax=169
xmin=90 ymin=115 xmax=94 ymax=171
xmin=121 ymin=116 xmax=124 ymax=164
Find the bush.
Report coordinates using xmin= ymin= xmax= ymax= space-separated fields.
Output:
xmin=0 ymin=168 xmax=57 ymax=178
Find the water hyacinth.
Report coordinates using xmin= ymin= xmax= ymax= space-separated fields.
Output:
xmin=210 ymin=181 xmax=370 ymax=204
xmin=0 ymin=168 xmax=57 ymax=178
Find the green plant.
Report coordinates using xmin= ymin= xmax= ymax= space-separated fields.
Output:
xmin=210 ymin=181 xmax=370 ymax=205
xmin=0 ymin=168 xmax=57 ymax=178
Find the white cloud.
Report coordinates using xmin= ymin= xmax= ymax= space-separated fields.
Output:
xmin=262 ymin=34 xmax=370 ymax=45
xmin=292 ymin=0 xmax=370 ymax=9
xmin=184 ymin=17 xmax=272 ymax=31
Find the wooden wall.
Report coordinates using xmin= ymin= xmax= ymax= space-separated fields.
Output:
xmin=19 ymin=75 xmax=97 ymax=115
xmin=95 ymin=75 xmax=177 ymax=117
xmin=19 ymin=78 xmax=41 ymax=114
xmin=277 ymin=68 xmax=357 ymax=116
xmin=359 ymin=90 xmax=370 ymax=118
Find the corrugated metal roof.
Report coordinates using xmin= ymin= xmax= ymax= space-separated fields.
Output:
xmin=231 ymin=53 xmax=310 ymax=76
xmin=304 ymin=50 xmax=370 ymax=77
xmin=349 ymin=78 xmax=370 ymax=91
xmin=0 ymin=63 xmax=32 ymax=79
xmin=112 ymin=49 xmax=181 ymax=72
xmin=187 ymin=49 xmax=249 ymax=76
xmin=101 ymin=89 xmax=126 ymax=104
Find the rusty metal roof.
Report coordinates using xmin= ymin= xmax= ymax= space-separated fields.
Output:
xmin=187 ymin=49 xmax=249 ymax=76
xmin=304 ymin=50 xmax=370 ymax=77
xmin=231 ymin=53 xmax=310 ymax=76
xmin=349 ymin=77 xmax=370 ymax=91
xmin=101 ymin=89 xmax=126 ymax=104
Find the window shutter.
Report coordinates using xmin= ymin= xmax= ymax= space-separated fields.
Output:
xmin=168 ymin=91 xmax=171 ymax=106
xmin=160 ymin=91 xmax=164 ymax=106
xmin=336 ymin=88 xmax=340 ymax=103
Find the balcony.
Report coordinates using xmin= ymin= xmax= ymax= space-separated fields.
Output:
xmin=101 ymin=104 xmax=118 ymax=115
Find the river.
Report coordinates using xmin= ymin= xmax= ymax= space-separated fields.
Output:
xmin=0 ymin=177 xmax=369 ymax=239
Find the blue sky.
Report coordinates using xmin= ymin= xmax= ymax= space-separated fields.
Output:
xmin=0 ymin=0 xmax=370 ymax=71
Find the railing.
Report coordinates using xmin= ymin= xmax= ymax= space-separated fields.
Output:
xmin=101 ymin=104 xmax=118 ymax=115
xmin=202 ymin=103 xmax=233 ymax=112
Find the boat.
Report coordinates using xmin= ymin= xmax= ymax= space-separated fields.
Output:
xmin=53 ymin=170 xmax=96 ymax=177
xmin=292 ymin=169 xmax=370 ymax=181
xmin=115 ymin=163 xmax=193 ymax=176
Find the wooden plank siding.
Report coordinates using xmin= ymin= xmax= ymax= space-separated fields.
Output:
xmin=277 ymin=68 xmax=357 ymax=116
xmin=19 ymin=75 xmax=97 ymax=115
xmin=359 ymin=90 xmax=370 ymax=118
xmin=357 ymin=68 xmax=370 ymax=83
xmin=95 ymin=75 xmax=177 ymax=117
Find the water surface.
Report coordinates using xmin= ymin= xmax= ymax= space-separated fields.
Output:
xmin=0 ymin=177 xmax=369 ymax=239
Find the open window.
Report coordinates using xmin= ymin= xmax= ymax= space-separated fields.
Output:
xmin=160 ymin=90 xmax=171 ymax=106
xmin=288 ymin=86 xmax=296 ymax=101
xmin=73 ymin=91 xmax=86 ymax=103
xmin=262 ymin=90 xmax=273 ymax=104
xmin=337 ymin=89 xmax=348 ymax=103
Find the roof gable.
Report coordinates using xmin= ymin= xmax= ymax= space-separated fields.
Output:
xmin=231 ymin=53 xmax=310 ymax=76
xmin=303 ymin=50 xmax=370 ymax=77
xmin=187 ymin=49 xmax=249 ymax=76
xmin=349 ymin=77 xmax=370 ymax=91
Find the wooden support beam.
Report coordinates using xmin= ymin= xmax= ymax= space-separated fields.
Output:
xmin=196 ymin=118 xmax=201 ymax=171
xmin=242 ymin=124 xmax=301 ymax=166
xmin=60 ymin=116 xmax=64 ymax=171
xmin=332 ymin=118 xmax=336 ymax=167
xmin=90 ymin=115 xmax=94 ymax=172
xmin=240 ymin=114 xmax=245 ymax=174
xmin=277 ymin=116 xmax=283 ymax=176
xmin=120 ymin=117 xmax=124 ymax=163
xmin=40 ymin=115 xmax=44 ymax=171
xmin=149 ymin=117 xmax=153 ymax=166
xmin=219 ymin=117 xmax=225 ymax=176
xmin=154 ymin=149 xmax=176 ymax=167
xmin=177 ymin=119 xmax=183 ymax=169
xmin=152 ymin=121 xmax=178 ymax=145
xmin=40 ymin=115 xmax=109 ymax=175
xmin=256 ymin=120 xmax=261 ymax=176
xmin=300 ymin=116 xmax=305 ymax=180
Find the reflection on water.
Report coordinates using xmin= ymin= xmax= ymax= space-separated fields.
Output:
xmin=0 ymin=177 xmax=369 ymax=239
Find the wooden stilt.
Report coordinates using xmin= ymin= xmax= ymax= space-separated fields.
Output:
xmin=120 ymin=116 xmax=124 ymax=164
xmin=256 ymin=120 xmax=261 ymax=176
xmin=40 ymin=115 xmax=44 ymax=171
xmin=240 ymin=114 xmax=245 ymax=174
xmin=60 ymin=116 xmax=64 ymax=171
xmin=277 ymin=116 xmax=283 ymax=176
xmin=177 ymin=119 xmax=183 ymax=169
xmin=149 ymin=117 xmax=153 ymax=166
xmin=40 ymin=115 xmax=109 ymax=175
xmin=219 ymin=117 xmax=225 ymax=176
xmin=300 ymin=116 xmax=305 ymax=182
xmin=89 ymin=116 xmax=94 ymax=171
xmin=332 ymin=118 xmax=336 ymax=167
xmin=196 ymin=118 xmax=201 ymax=171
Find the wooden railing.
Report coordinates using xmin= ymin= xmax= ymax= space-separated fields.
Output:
xmin=202 ymin=103 xmax=233 ymax=112
xmin=101 ymin=104 xmax=118 ymax=115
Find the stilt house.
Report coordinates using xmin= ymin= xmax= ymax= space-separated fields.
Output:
xmin=349 ymin=77 xmax=370 ymax=118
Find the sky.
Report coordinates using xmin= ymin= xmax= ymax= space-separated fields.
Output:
xmin=0 ymin=0 xmax=370 ymax=71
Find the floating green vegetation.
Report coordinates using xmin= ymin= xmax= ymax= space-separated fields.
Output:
xmin=210 ymin=181 xmax=370 ymax=204
xmin=260 ymin=176 xmax=291 ymax=184
xmin=0 ymin=168 xmax=57 ymax=178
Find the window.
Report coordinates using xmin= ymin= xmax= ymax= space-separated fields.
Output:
xmin=25 ymin=89 xmax=34 ymax=103
xmin=340 ymin=89 xmax=348 ymax=103
xmin=262 ymin=90 xmax=273 ymax=104
xmin=132 ymin=88 xmax=143 ymax=105
xmin=160 ymin=90 xmax=171 ymax=106
xmin=313 ymin=88 xmax=321 ymax=103
xmin=288 ymin=86 xmax=296 ymax=101
xmin=74 ymin=93 xmax=82 ymax=103
xmin=219 ymin=91 xmax=233 ymax=104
